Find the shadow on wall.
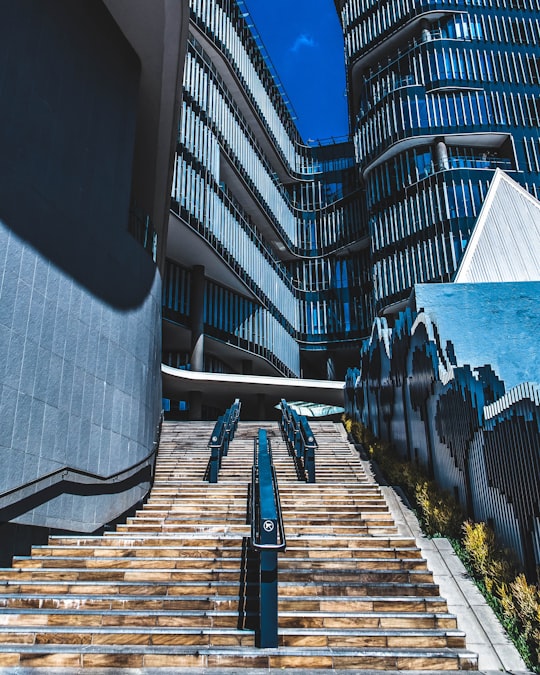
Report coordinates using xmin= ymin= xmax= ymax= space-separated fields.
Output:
xmin=0 ymin=0 xmax=164 ymax=534
xmin=0 ymin=0 xmax=155 ymax=309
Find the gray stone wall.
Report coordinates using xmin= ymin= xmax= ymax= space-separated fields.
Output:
xmin=0 ymin=1 xmax=164 ymax=531
xmin=0 ymin=223 xmax=162 ymax=531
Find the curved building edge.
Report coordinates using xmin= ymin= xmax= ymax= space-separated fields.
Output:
xmin=0 ymin=0 xmax=189 ymax=532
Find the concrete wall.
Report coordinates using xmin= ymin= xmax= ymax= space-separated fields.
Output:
xmin=0 ymin=1 xmax=163 ymax=531
xmin=346 ymin=282 xmax=540 ymax=577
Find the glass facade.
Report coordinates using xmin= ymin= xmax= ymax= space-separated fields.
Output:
xmin=336 ymin=0 xmax=540 ymax=313
xmin=164 ymin=0 xmax=371 ymax=381
xmin=165 ymin=0 xmax=540 ymax=386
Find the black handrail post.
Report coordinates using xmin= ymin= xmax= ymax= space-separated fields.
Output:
xmin=259 ymin=544 xmax=278 ymax=647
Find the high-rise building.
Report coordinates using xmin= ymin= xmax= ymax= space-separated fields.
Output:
xmin=335 ymin=0 xmax=540 ymax=315
xmin=162 ymin=0 xmax=372 ymax=417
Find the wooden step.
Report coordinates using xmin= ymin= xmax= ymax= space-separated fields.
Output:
xmin=0 ymin=621 xmax=468 ymax=649
xmin=0 ymin=644 xmax=478 ymax=669
xmin=0 ymin=420 xmax=478 ymax=670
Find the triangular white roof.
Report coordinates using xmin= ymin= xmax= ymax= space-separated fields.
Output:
xmin=455 ymin=169 xmax=540 ymax=283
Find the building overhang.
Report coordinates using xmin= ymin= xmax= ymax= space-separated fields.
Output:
xmin=103 ymin=0 xmax=189 ymax=265
xmin=162 ymin=364 xmax=345 ymax=417
xmin=362 ymin=132 xmax=511 ymax=177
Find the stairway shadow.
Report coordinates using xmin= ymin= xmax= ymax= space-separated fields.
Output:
xmin=237 ymin=535 xmax=259 ymax=630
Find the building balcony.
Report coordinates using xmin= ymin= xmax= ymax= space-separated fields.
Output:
xmin=345 ymin=0 xmax=467 ymax=74
xmin=358 ymin=33 xmax=480 ymax=117
xmin=367 ymin=157 xmax=515 ymax=211
xmin=355 ymin=84 xmax=511 ymax=174
xmin=168 ymin=200 xmax=297 ymax=331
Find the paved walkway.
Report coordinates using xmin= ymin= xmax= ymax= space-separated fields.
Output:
xmin=0 ymin=667 xmax=532 ymax=674
xmin=380 ymin=483 xmax=529 ymax=674
xmin=334 ymin=419 xmax=530 ymax=674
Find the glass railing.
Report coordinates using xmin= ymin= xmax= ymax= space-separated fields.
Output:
xmin=359 ymin=32 xmax=475 ymax=119
xmin=357 ymin=109 xmax=509 ymax=172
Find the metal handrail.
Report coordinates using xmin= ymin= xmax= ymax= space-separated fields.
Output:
xmin=207 ymin=399 xmax=241 ymax=483
xmin=250 ymin=429 xmax=286 ymax=551
xmin=280 ymin=399 xmax=318 ymax=483
xmin=250 ymin=465 xmax=287 ymax=552
xmin=248 ymin=428 xmax=286 ymax=649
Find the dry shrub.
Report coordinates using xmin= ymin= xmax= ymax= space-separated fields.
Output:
xmin=498 ymin=582 xmax=516 ymax=618
xmin=509 ymin=574 xmax=540 ymax=641
xmin=462 ymin=521 xmax=493 ymax=578
xmin=415 ymin=481 xmax=464 ymax=538
xmin=341 ymin=415 xmax=352 ymax=434
xmin=462 ymin=521 xmax=515 ymax=591
xmin=462 ymin=522 xmax=539 ymax=669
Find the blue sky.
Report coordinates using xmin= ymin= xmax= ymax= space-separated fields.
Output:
xmin=242 ymin=0 xmax=349 ymax=142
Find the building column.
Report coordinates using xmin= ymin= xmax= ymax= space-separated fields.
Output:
xmin=420 ymin=18 xmax=432 ymax=42
xmin=189 ymin=390 xmax=202 ymax=421
xmin=257 ymin=394 xmax=266 ymax=421
xmin=326 ymin=356 xmax=336 ymax=380
xmin=190 ymin=265 xmax=205 ymax=372
xmin=434 ymin=138 xmax=449 ymax=171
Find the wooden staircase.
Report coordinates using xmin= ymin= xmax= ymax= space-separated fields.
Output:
xmin=0 ymin=420 xmax=478 ymax=670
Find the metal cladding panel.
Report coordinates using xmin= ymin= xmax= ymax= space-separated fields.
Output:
xmin=353 ymin=280 xmax=540 ymax=571
xmin=456 ymin=169 xmax=540 ymax=283
xmin=0 ymin=226 xmax=163 ymax=532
